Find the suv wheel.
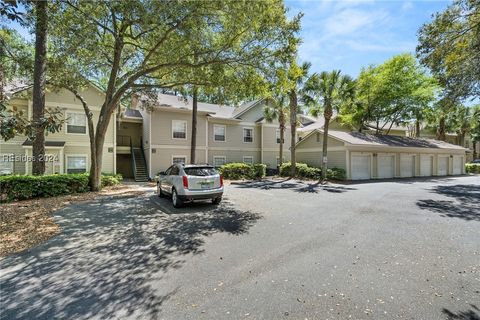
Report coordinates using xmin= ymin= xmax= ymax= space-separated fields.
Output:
xmin=172 ymin=189 xmax=183 ymax=208
xmin=212 ymin=197 xmax=222 ymax=205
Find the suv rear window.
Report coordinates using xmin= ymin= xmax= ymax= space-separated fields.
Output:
xmin=184 ymin=167 xmax=217 ymax=176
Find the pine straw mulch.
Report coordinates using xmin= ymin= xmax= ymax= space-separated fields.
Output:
xmin=0 ymin=184 xmax=149 ymax=258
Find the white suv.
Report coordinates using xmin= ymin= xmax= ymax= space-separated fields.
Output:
xmin=157 ymin=164 xmax=224 ymax=208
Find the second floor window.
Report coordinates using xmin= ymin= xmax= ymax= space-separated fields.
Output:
xmin=243 ymin=128 xmax=253 ymax=143
xmin=172 ymin=120 xmax=187 ymax=139
xmin=214 ymin=125 xmax=226 ymax=142
xmin=67 ymin=112 xmax=87 ymax=134
xmin=276 ymin=129 xmax=282 ymax=144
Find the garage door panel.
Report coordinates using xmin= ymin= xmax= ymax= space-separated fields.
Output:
xmin=420 ymin=155 xmax=433 ymax=177
xmin=400 ymin=155 xmax=415 ymax=177
xmin=437 ymin=156 xmax=448 ymax=176
xmin=351 ymin=155 xmax=371 ymax=180
xmin=378 ymin=154 xmax=395 ymax=179
xmin=452 ymin=156 xmax=462 ymax=175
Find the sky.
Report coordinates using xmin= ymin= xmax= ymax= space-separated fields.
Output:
xmin=285 ymin=0 xmax=451 ymax=77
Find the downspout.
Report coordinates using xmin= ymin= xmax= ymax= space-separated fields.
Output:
xmin=113 ymin=111 xmax=117 ymax=174
xmin=148 ymin=110 xmax=152 ymax=179
xmin=205 ymin=117 xmax=209 ymax=164
xmin=260 ymin=123 xmax=263 ymax=163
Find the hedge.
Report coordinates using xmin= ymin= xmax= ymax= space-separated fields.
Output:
xmin=465 ymin=163 xmax=480 ymax=174
xmin=219 ymin=163 xmax=266 ymax=180
xmin=0 ymin=173 xmax=122 ymax=202
xmin=279 ymin=162 xmax=346 ymax=180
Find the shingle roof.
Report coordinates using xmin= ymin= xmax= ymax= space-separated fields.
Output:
xmin=22 ymin=140 xmax=66 ymax=147
xmin=326 ymin=130 xmax=466 ymax=150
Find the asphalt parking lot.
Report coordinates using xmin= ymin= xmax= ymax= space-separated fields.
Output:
xmin=1 ymin=175 xmax=479 ymax=320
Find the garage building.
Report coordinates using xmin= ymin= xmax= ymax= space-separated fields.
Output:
xmin=296 ymin=130 xmax=467 ymax=180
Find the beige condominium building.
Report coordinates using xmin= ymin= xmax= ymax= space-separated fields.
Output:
xmin=1 ymin=88 xmax=471 ymax=181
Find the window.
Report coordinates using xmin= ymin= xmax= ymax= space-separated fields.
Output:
xmin=276 ymin=129 xmax=282 ymax=144
xmin=243 ymin=156 xmax=253 ymax=165
xmin=0 ymin=154 xmax=14 ymax=175
xmin=213 ymin=156 xmax=226 ymax=167
xmin=184 ymin=167 xmax=217 ymax=176
xmin=172 ymin=156 xmax=186 ymax=164
xmin=172 ymin=120 xmax=187 ymax=139
xmin=243 ymin=128 xmax=253 ymax=143
xmin=66 ymin=155 xmax=87 ymax=174
xmin=214 ymin=124 xmax=226 ymax=142
xmin=66 ymin=112 xmax=87 ymax=134
xmin=170 ymin=166 xmax=180 ymax=175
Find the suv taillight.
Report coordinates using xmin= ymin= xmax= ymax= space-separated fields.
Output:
xmin=220 ymin=175 xmax=224 ymax=187
xmin=182 ymin=175 xmax=188 ymax=189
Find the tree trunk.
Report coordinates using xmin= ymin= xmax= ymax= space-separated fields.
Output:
xmin=473 ymin=141 xmax=478 ymax=159
xmin=190 ymin=87 xmax=198 ymax=164
xmin=437 ymin=116 xmax=446 ymax=141
xmin=31 ymin=0 xmax=47 ymax=175
xmin=415 ymin=120 xmax=420 ymax=138
xmin=289 ymin=90 xmax=297 ymax=177
xmin=321 ymin=105 xmax=333 ymax=181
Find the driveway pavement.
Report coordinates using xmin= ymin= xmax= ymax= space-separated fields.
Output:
xmin=1 ymin=176 xmax=479 ymax=320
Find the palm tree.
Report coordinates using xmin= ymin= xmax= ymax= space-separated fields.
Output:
xmin=307 ymin=70 xmax=354 ymax=181
xmin=287 ymin=61 xmax=315 ymax=177
xmin=264 ymin=95 xmax=288 ymax=168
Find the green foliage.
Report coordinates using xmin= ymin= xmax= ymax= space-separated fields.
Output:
xmin=0 ymin=173 xmax=122 ymax=202
xmin=252 ymin=164 xmax=267 ymax=179
xmin=219 ymin=163 xmax=255 ymax=180
xmin=218 ymin=163 xmax=266 ymax=180
xmin=465 ymin=163 xmax=480 ymax=174
xmin=101 ymin=173 xmax=123 ymax=187
xmin=417 ymin=0 xmax=480 ymax=99
xmin=279 ymin=162 xmax=346 ymax=180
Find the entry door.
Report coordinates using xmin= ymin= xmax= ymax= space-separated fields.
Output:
xmin=377 ymin=154 xmax=395 ymax=179
xmin=420 ymin=155 xmax=433 ymax=176
xmin=400 ymin=155 xmax=415 ymax=177
xmin=452 ymin=156 xmax=462 ymax=175
xmin=351 ymin=155 xmax=371 ymax=180
xmin=437 ymin=156 xmax=448 ymax=176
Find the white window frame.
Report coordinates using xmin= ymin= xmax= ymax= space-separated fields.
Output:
xmin=243 ymin=156 xmax=253 ymax=165
xmin=213 ymin=124 xmax=226 ymax=142
xmin=172 ymin=120 xmax=187 ymax=140
xmin=0 ymin=153 xmax=14 ymax=175
xmin=213 ymin=156 xmax=226 ymax=167
xmin=65 ymin=111 xmax=87 ymax=135
xmin=276 ymin=129 xmax=281 ymax=144
xmin=66 ymin=154 xmax=88 ymax=174
xmin=172 ymin=155 xmax=187 ymax=164
xmin=243 ymin=127 xmax=254 ymax=143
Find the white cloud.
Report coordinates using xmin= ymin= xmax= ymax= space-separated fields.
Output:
xmin=401 ymin=1 xmax=414 ymax=11
xmin=323 ymin=8 xmax=389 ymax=36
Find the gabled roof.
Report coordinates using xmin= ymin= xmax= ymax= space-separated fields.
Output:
xmin=297 ymin=129 xmax=467 ymax=150
xmin=231 ymin=99 xmax=263 ymax=119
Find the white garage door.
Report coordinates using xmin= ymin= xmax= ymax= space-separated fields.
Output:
xmin=420 ymin=155 xmax=433 ymax=176
xmin=452 ymin=156 xmax=463 ymax=175
xmin=351 ymin=155 xmax=371 ymax=180
xmin=377 ymin=154 xmax=395 ymax=179
xmin=400 ymin=155 xmax=415 ymax=177
xmin=437 ymin=156 xmax=448 ymax=176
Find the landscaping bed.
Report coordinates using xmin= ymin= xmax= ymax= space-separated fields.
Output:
xmin=0 ymin=183 xmax=147 ymax=257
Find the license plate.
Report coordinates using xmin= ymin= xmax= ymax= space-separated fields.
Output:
xmin=201 ymin=182 xmax=213 ymax=189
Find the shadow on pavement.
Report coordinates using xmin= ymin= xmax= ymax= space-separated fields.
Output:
xmin=233 ymin=178 xmax=356 ymax=194
xmin=417 ymin=184 xmax=480 ymax=222
xmin=443 ymin=304 xmax=480 ymax=320
xmin=0 ymin=193 xmax=261 ymax=320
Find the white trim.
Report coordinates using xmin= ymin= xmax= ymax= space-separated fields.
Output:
xmin=112 ymin=112 xmax=117 ymax=174
xmin=149 ymin=111 xmax=152 ymax=178
xmin=25 ymin=149 xmax=29 ymax=174
xmin=213 ymin=156 xmax=227 ymax=167
xmin=171 ymin=119 xmax=187 ymax=140
xmin=350 ymin=152 xmax=373 ymax=180
xmin=208 ymin=147 xmax=260 ymax=152
xmin=0 ymin=153 xmax=15 ymax=175
xmin=295 ymin=146 xmax=347 ymax=152
xmin=171 ymin=155 xmax=188 ymax=164
xmin=65 ymin=111 xmax=88 ymax=135
xmin=65 ymin=154 xmax=88 ymax=173
xmin=213 ymin=124 xmax=226 ymax=142
xmin=242 ymin=127 xmax=254 ymax=143
xmin=260 ymin=125 xmax=264 ymax=163
xmin=205 ymin=117 xmax=209 ymax=162
xmin=151 ymin=145 xmax=207 ymax=150
xmin=243 ymin=156 xmax=254 ymax=164
xmin=275 ymin=128 xmax=281 ymax=144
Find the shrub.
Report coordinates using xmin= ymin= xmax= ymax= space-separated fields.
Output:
xmin=465 ymin=163 xmax=480 ymax=174
xmin=101 ymin=173 xmax=123 ymax=187
xmin=219 ymin=163 xmax=254 ymax=180
xmin=252 ymin=163 xmax=267 ymax=179
xmin=279 ymin=162 xmax=346 ymax=181
xmin=327 ymin=167 xmax=346 ymax=180
xmin=0 ymin=173 xmax=122 ymax=202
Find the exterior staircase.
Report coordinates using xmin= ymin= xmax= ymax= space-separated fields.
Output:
xmin=132 ymin=147 xmax=149 ymax=182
